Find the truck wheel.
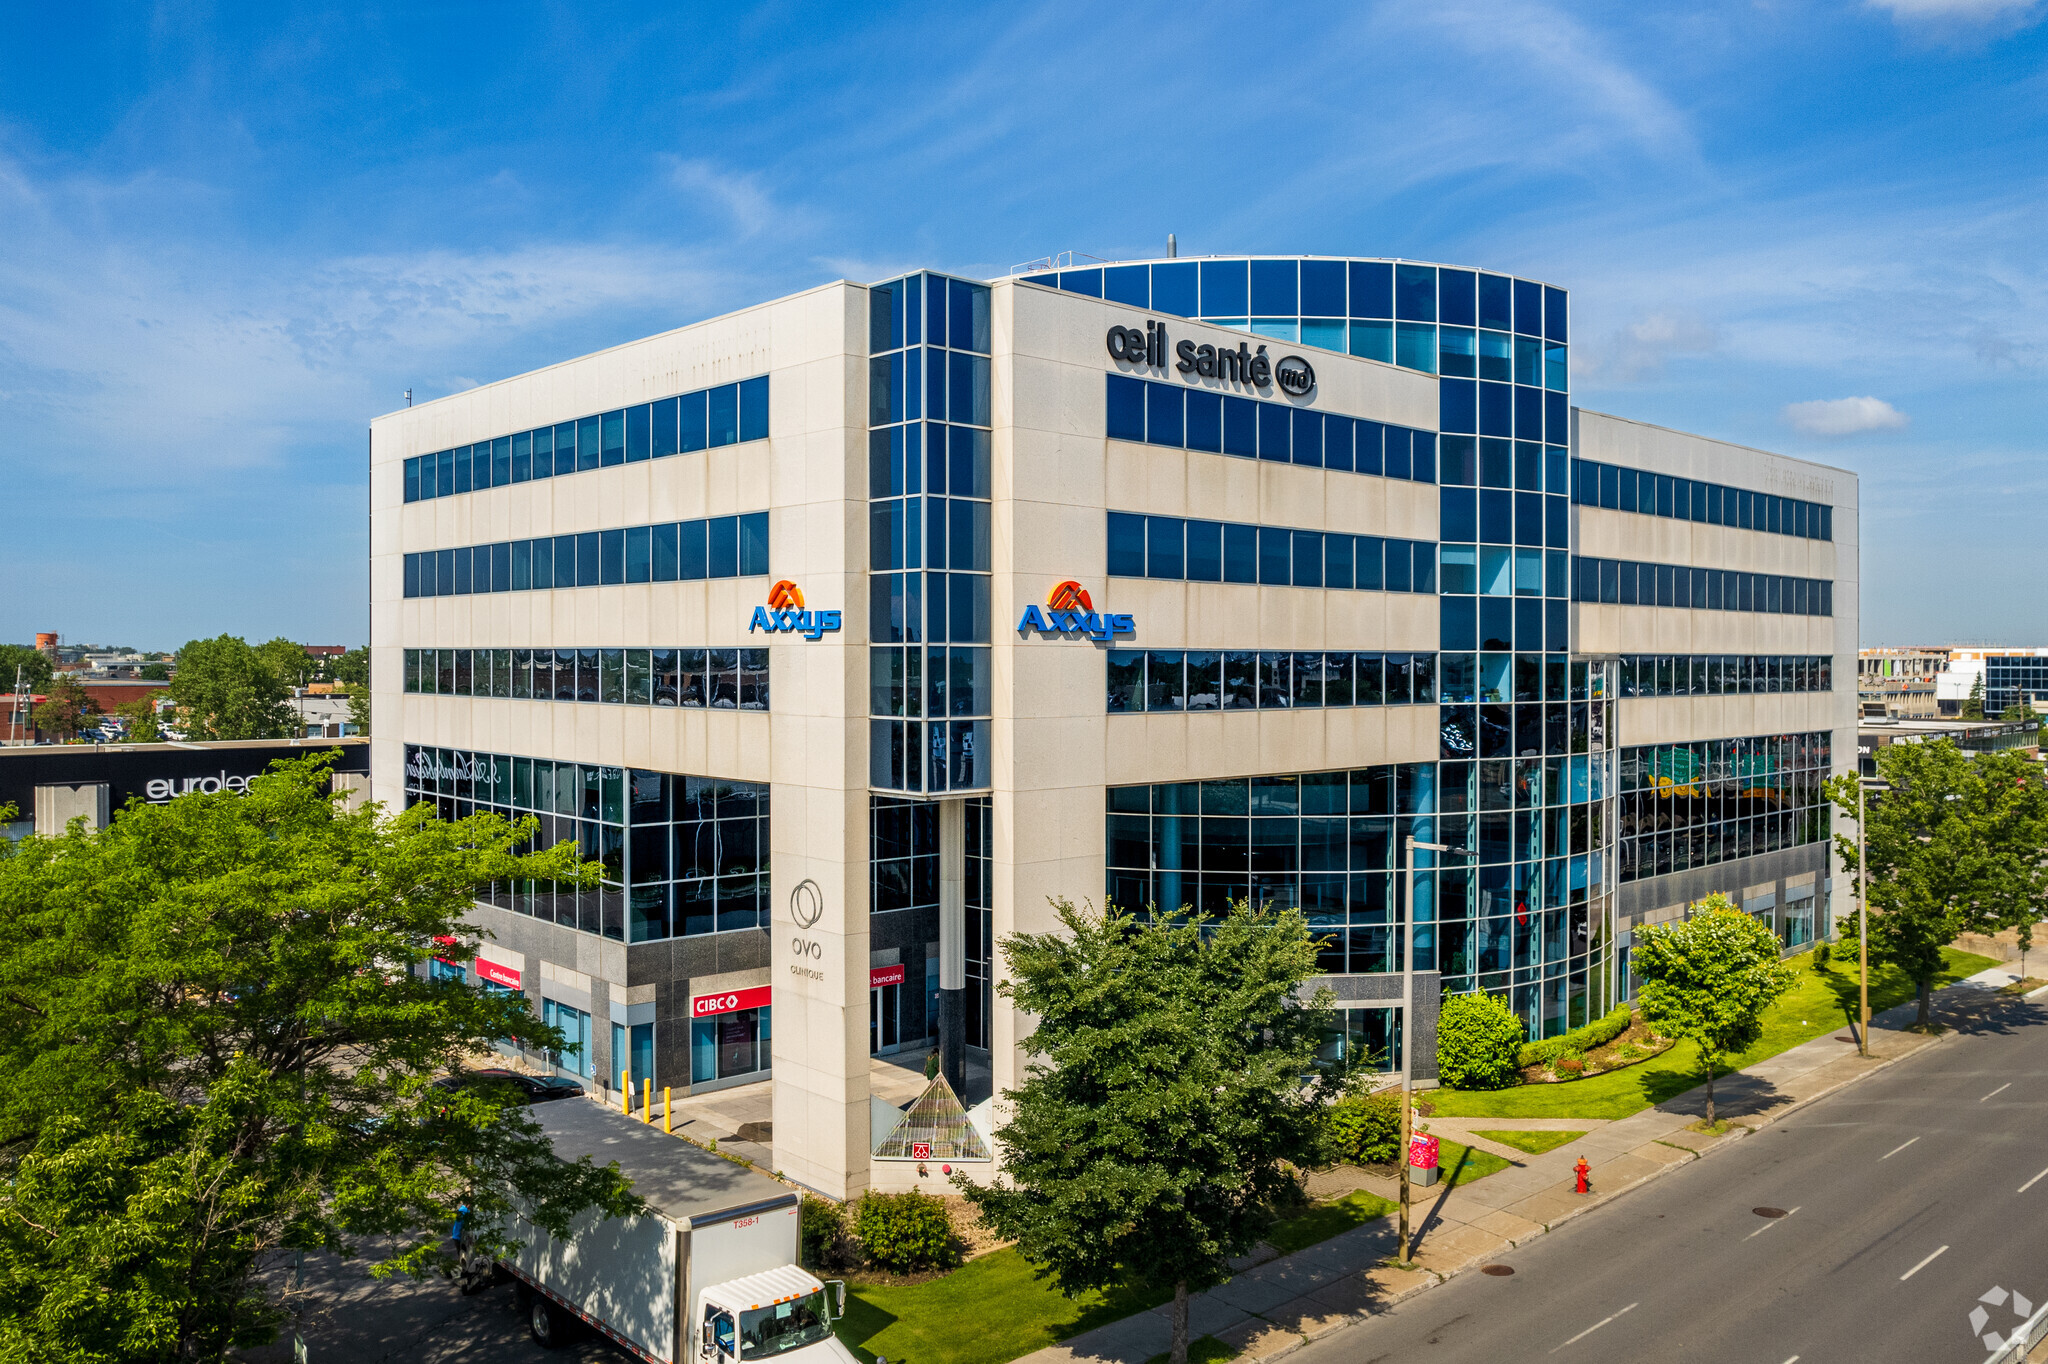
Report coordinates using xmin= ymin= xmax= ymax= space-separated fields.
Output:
xmin=528 ymin=1295 xmax=573 ymax=1348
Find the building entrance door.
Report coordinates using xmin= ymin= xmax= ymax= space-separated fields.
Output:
xmin=870 ymin=983 xmax=901 ymax=1055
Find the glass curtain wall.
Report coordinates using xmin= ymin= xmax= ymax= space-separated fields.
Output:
xmin=869 ymin=272 xmax=996 ymax=794
xmin=869 ymin=794 xmax=995 ymax=1049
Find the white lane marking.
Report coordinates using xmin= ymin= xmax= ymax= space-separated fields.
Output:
xmin=1981 ymin=1083 xmax=2011 ymax=1102
xmin=1900 ymin=1245 xmax=1949 ymax=1281
xmin=1745 ymin=1206 xmax=1802 ymax=1240
xmin=1881 ymin=1137 xmax=1920 ymax=1160
xmin=1550 ymin=1302 xmax=1637 ymax=1352
xmin=2019 ymin=1166 xmax=2048 ymax=1194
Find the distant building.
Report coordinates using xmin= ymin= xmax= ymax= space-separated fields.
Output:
xmin=1858 ymin=716 xmax=2039 ymax=777
xmin=1857 ymin=647 xmax=1948 ymax=719
xmin=1935 ymin=649 xmax=2048 ymax=718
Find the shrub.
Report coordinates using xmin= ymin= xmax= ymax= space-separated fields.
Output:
xmin=800 ymin=1195 xmax=843 ymax=1270
xmin=1320 ymin=1087 xmax=1402 ymax=1166
xmin=853 ymin=1189 xmax=961 ymax=1273
xmin=1518 ymin=1005 xmax=1632 ymax=1069
xmin=1552 ymin=1054 xmax=1585 ymax=1079
xmin=1437 ymin=991 xmax=1527 ymax=1090
xmin=1813 ymin=940 xmax=1831 ymax=970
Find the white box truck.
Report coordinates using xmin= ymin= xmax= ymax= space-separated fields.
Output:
xmin=504 ymin=1098 xmax=858 ymax=1364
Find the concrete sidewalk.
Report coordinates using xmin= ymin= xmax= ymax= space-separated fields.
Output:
xmin=1020 ymin=976 xmax=2046 ymax=1364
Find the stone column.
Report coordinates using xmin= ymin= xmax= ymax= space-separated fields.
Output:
xmin=938 ymin=796 xmax=967 ymax=1089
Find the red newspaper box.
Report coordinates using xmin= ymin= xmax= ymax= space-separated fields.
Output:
xmin=1409 ymin=1133 xmax=1441 ymax=1186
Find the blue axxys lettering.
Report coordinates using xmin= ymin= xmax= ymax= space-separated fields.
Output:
xmin=1017 ymin=580 xmax=1134 ymax=640
xmin=750 ymin=579 xmax=841 ymax=640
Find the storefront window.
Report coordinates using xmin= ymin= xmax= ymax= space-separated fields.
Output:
xmin=691 ymin=1007 xmax=771 ymax=1084
xmin=542 ymin=998 xmax=592 ymax=1078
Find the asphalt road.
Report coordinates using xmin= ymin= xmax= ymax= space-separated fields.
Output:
xmin=1299 ymin=992 xmax=2048 ymax=1364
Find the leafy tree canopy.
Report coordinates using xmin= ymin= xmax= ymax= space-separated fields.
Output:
xmin=958 ymin=899 xmax=1337 ymax=1364
xmin=31 ymin=675 xmax=100 ymax=741
xmin=1633 ymin=895 xmax=1795 ymax=1125
xmin=167 ymin=635 xmax=296 ymax=740
xmin=113 ymin=698 xmax=164 ymax=743
xmin=253 ymin=637 xmax=313 ymax=690
xmin=0 ymin=645 xmax=53 ymax=695
xmin=0 ymin=754 xmax=638 ymax=1363
xmin=1827 ymin=741 xmax=2048 ymax=1026
xmin=1436 ymin=990 xmax=1526 ymax=1090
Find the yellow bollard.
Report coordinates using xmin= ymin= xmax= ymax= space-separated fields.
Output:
xmin=621 ymin=1070 xmax=629 ymax=1113
xmin=643 ymin=1077 xmax=651 ymax=1123
xmin=664 ymin=1087 xmax=672 ymax=1133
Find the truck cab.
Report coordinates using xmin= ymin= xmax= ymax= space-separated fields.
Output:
xmin=696 ymin=1267 xmax=857 ymax=1364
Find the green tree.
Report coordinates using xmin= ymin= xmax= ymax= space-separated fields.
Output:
xmin=1436 ymin=990 xmax=1527 ymax=1089
xmin=957 ymin=900 xmax=1336 ymax=1364
xmin=1829 ymin=743 xmax=2048 ymax=1027
xmin=2000 ymin=702 xmax=2033 ymax=723
xmin=343 ymin=683 xmax=372 ymax=736
xmin=1960 ymin=673 xmax=1985 ymax=720
xmin=112 ymin=699 xmax=164 ymax=743
xmin=167 ymin=635 xmax=296 ymax=740
xmin=31 ymin=675 xmax=100 ymax=741
xmin=0 ymin=755 xmax=637 ymax=1363
xmin=138 ymin=662 xmax=171 ymax=681
xmin=331 ymin=646 xmax=369 ymax=688
xmin=0 ymin=645 xmax=53 ymax=695
xmin=253 ymin=637 xmax=312 ymax=691
xmin=1633 ymin=895 xmax=1795 ymax=1126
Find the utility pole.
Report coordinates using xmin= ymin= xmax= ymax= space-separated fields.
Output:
xmin=1399 ymin=834 xmax=1469 ymax=1265
xmin=1857 ymin=777 xmax=1871 ymax=1058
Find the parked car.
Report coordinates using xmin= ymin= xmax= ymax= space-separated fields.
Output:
xmin=432 ymin=1068 xmax=584 ymax=1105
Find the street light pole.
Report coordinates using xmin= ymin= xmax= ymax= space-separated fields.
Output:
xmin=1399 ymin=834 xmax=1467 ymax=1266
xmin=1857 ymin=777 xmax=1870 ymax=1058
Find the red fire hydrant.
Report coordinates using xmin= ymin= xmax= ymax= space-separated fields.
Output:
xmin=1574 ymin=1157 xmax=1591 ymax=1194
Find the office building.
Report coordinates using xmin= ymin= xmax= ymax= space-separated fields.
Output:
xmin=368 ymin=254 xmax=1857 ymax=1198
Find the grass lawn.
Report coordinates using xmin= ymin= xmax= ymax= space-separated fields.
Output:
xmin=1424 ymin=947 xmax=1998 ymax=1121
xmin=1470 ymin=1129 xmax=1586 ymax=1156
xmin=835 ymin=1249 xmax=1169 ymax=1364
xmin=1432 ymin=1138 xmax=1513 ymax=1187
xmin=1264 ymin=1189 xmax=1397 ymax=1255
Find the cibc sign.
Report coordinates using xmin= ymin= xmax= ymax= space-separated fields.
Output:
xmin=1105 ymin=321 xmax=1314 ymax=398
xmin=692 ymin=985 xmax=771 ymax=1018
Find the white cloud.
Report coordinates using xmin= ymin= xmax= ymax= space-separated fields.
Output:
xmin=1781 ymin=396 xmax=1909 ymax=436
xmin=1867 ymin=0 xmax=2039 ymax=20
xmin=1584 ymin=310 xmax=1720 ymax=383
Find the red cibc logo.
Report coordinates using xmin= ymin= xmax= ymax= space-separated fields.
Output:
xmin=766 ymin=579 xmax=805 ymax=610
xmin=1047 ymin=579 xmax=1093 ymax=612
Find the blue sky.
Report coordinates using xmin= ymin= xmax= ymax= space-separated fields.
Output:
xmin=1 ymin=0 xmax=2043 ymax=649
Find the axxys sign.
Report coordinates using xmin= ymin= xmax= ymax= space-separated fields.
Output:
xmin=1106 ymin=320 xmax=1315 ymax=397
xmin=1017 ymin=580 xmax=1134 ymax=641
xmin=749 ymin=580 xmax=842 ymax=640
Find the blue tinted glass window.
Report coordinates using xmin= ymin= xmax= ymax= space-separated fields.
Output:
xmin=1479 ymin=382 xmax=1513 ymax=437
xmin=1324 ymin=416 xmax=1353 ymax=472
xmin=709 ymin=385 xmax=739 ymax=447
xmin=438 ymin=549 xmax=456 ymax=596
xmin=709 ymin=516 xmax=739 ymax=577
xmin=1200 ymin=260 xmax=1248 ymax=317
xmin=951 ymin=279 xmax=991 ymax=353
xmin=1060 ymin=268 xmax=1103 ymax=298
xmin=492 ymin=437 xmax=512 ymax=485
xmin=1438 ymin=269 xmax=1476 ymax=326
xmin=625 ymin=406 xmax=651 ymax=463
xmin=1108 ymin=512 xmax=1146 ymax=577
xmin=1544 ymin=286 xmax=1568 ymax=343
xmin=1106 ymin=374 xmax=1146 ymax=441
xmin=950 ymin=353 xmax=991 ymax=427
xmin=1186 ymin=391 xmax=1222 ymax=452
xmin=1223 ymin=522 xmax=1257 ymax=583
xmin=1349 ymin=320 xmax=1393 ymax=363
xmin=601 ymin=529 xmax=626 ymax=584
xmin=1300 ymin=260 xmax=1345 ymax=316
xmin=1395 ymin=323 xmax=1437 ymax=374
xmin=739 ymin=512 xmax=769 ymax=575
xmin=572 ymin=417 xmax=596 ymax=472
xmin=739 ymin=376 xmax=770 ymax=442
xmin=1325 ymin=533 xmax=1354 ymax=589
xmin=1292 ymin=531 xmax=1323 ymax=587
xmin=679 ymin=520 xmax=707 ymax=579
xmin=1258 ymin=527 xmax=1291 ymax=585
xmin=1151 ymin=263 xmax=1197 ymax=317
xmin=903 ymin=275 xmax=922 ymax=346
xmin=1395 ymin=265 xmax=1437 ymax=321
xmin=1187 ymin=520 xmax=1222 ymax=581
xmin=553 ymin=423 xmax=575 ymax=476
xmin=1384 ymin=429 xmax=1411 ymax=481
xmin=1385 ymin=541 xmax=1413 ymax=592
xmin=452 ymin=445 xmax=473 ymax=494
xmin=926 ymin=274 xmax=946 ymax=346
xmin=1258 ymin=403 xmax=1290 ymax=461
xmin=1349 ymin=261 xmax=1392 ymax=319
xmin=1441 ymin=488 xmax=1478 ymax=542
xmin=922 ymin=347 xmax=941 ymax=420
xmin=576 ymin=532 xmax=601 ymax=587
xmin=1356 ymin=421 xmax=1385 ymax=476
xmin=1223 ymin=397 xmax=1258 ymax=457
xmin=1439 ymin=327 xmax=1476 ymax=378
xmin=1104 ymin=265 xmax=1149 ymax=306
xmin=1478 ymin=275 xmax=1512 ymax=332
xmin=1249 ymin=259 xmax=1298 ymax=315
xmin=403 ymin=552 xmax=419 ymax=596
xmin=1146 ymin=383 xmax=1184 ymax=447
xmin=652 ymin=397 xmax=679 ymax=458
xmin=1292 ymin=408 xmax=1322 ymax=467
xmin=1413 ymin=433 xmax=1436 ymax=483
xmin=1514 ymin=278 xmax=1543 ymax=336
xmin=404 ymin=457 xmax=420 ymax=503
xmin=1515 ymin=385 xmax=1544 ymax=440
xmin=651 ymin=523 xmax=678 ymax=581
xmin=1546 ymin=391 xmax=1568 ymax=445
xmin=1301 ymin=318 xmax=1344 ymax=353
xmin=1249 ymin=319 xmax=1297 ymax=343
xmin=680 ymin=392 xmax=707 ymax=453
xmin=512 ymin=432 xmax=532 ymax=482
xmin=1356 ymin=537 xmax=1384 ymax=591
xmin=1147 ymin=517 xmax=1185 ymax=579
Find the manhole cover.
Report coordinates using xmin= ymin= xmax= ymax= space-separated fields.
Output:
xmin=1480 ymin=1264 xmax=1516 ymax=1277
xmin=1753 ymin=1207 xmax=1788 ymax=1218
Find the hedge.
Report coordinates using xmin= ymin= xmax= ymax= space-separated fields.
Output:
xmin=1436 ymin=991 xmax=1527 ymax=1090
xmin=1517 ymin=1005 xmax=1632 ymax=1069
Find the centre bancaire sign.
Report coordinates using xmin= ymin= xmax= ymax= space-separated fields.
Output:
xmin=1105 ymin=320 xmax=1315 ymax=397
